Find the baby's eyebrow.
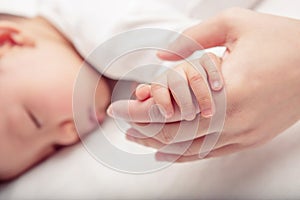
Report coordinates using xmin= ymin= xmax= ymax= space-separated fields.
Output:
xmin=25 ymin=108 xmax=42 ymax=129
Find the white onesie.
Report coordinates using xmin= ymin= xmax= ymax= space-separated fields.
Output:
xmin=0 ymin=0 xmax=259 ymax=82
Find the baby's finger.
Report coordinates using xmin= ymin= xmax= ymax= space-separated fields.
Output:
xmin=107 ymin=98 xmax=182 ymax=123
xmin=199 ymin=53 xmax=223 ymax=91
xmin=135 ymin=84 xmax=151 ymax=101
xmin=168 ymin=67 xmax=196 ymax=121
xmin=151 ymin=77 xmax=174 ymax=119
xmin=185 ymin=62 xmax=214 ymax=118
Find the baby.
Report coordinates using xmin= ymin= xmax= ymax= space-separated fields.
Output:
xmin=0 ymin=14 xmax=111 ymax=180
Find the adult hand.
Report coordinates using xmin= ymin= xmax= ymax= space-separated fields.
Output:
xmin=107 ymin=8 xmax=300 ymax=162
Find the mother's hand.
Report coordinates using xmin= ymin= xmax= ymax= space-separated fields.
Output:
xmin=108 ymin=8 xmax=300 ymax=162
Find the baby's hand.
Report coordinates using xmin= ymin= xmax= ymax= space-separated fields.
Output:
xmin=135 ymin=53 xmax=223 ymax=120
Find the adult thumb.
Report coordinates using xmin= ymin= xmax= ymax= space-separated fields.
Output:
xmin=157 ymin=9 xmax=239 ymax=61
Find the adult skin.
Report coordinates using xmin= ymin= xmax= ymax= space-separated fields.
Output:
xmin=108 ymin=8 xmax=300 ymax=162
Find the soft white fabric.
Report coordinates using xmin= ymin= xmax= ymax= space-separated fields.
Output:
xmin=1 ymin=0 xmax=300 ymax=199
xmin=0 ymin=0 xmax=258 ymax=82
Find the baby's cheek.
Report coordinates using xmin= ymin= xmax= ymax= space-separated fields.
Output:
xmin=94 ymin=78 xmax=111 ymax=117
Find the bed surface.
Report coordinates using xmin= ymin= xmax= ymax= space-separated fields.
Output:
xmin=1 ymin=118 xmax=300 ymax=199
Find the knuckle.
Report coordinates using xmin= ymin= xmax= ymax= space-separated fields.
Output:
xmin=198 ymin=95 xmax=211 ymax=107
xmin=190 ymin=73 xmax=204 ymax=85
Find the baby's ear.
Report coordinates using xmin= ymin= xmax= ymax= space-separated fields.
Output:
xmin=0 ymin=21 xmax=35 ymax=47
xmin=54 ymin=120 xmax=79 ymax=146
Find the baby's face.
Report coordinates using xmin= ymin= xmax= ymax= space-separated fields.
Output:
xmin=0 ymin=27 xmax=110 ymax=180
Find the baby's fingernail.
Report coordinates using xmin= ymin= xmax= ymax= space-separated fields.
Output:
xmin=201 ymin=109 xmax=213 ymax=118
xmin=212 ymin=80 xmax=222 ymax=90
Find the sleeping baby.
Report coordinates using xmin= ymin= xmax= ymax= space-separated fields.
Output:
xmin=0 ymin=14 xmax=111 ymax=180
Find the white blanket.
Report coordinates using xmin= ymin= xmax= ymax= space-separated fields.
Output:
xmin=1 ymin=0 xmax=300 ymax=199
xmin=0 ymin=0 xmax=258 ymax=82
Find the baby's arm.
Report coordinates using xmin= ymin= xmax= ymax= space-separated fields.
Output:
xmin=135 ymin=53 xmax=223 ymax=120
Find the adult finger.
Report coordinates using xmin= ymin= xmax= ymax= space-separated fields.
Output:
xmin=157 ymin=12 xmax=232 ymax=61
xmin=155 ymin=143 xmax=243 ymax=162
xmin=157 ymin=7 xmax=251 ymax=61
xmin=129 ymin=115 xmax=211 ymax=144
xmin=127 ymin=128 xmax=230 ymax=157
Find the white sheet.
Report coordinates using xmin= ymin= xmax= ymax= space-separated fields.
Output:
xmin=1 ymin=0 xmax=300 ymax=199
